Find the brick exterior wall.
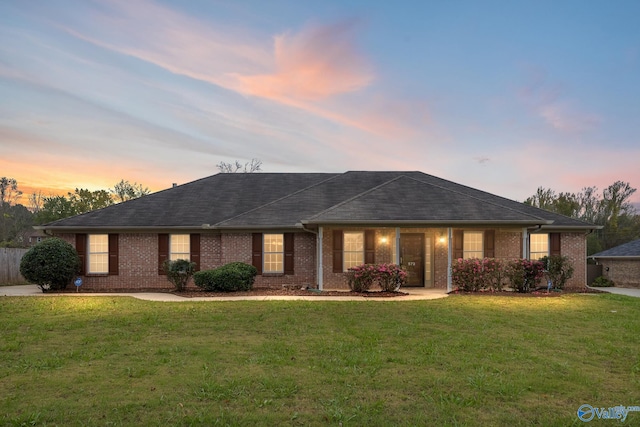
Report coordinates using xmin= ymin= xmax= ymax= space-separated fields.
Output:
xmin=59 ymin=231 xmax=317 ymax=291
xmin=560 ymin=232 xmax=588 ymax=288
xmin=56 ymin=228 xmax=588 ymax=291
xmin=598 ymin=259 xmax=640 ymax=288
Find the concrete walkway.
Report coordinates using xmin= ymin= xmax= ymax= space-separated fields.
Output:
xmin=587 ymin=286 xmax=640 ymax=298
xmin=0 ymin=284 xmax=449 ymax=302
xmin=4 ymin=284 xmax=638 ymax=301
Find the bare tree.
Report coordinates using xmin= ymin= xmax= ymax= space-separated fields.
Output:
xmin=217 ymin=158 xmax=263 ymax=173
xmin=28 ymin=191 xmax=44 ymax=213
xmin=0 ymin=177 xmax=22 ymax=208
xmin=111 ymin=180 xmax=151 ymax=203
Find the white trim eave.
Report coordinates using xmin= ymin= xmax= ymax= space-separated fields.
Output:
xmin=590 ymin=256 xmax=640 ymax=260
xmin=537 ymin=224 xmax=603 ymax=231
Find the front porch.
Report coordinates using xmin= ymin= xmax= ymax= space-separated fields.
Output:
xmin=317 ymin=226 xmax=526 ymax=290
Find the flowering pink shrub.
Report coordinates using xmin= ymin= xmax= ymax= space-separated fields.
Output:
xmin=452 ymin=258 xmax=544 ymax=293
xmin=451 ymin=258 xmax=505 ymax=292
xmin=345 ymin=263 xmax=408 ymax=292
xmin=505 ymin=259 xmax=545 ymax=293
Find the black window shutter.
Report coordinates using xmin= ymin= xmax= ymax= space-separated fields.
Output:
xmin=252 ymin=233 xmax=263 ymax=274
xmin=332 ymin=230 xmax=343 ymax=273
xmin=364 ymin=230 xmax=375 ymax=264
xmin=453 ymin=230 xmax=463 ymax=259
xmin=550 ymin=233 xmax=561 ymax=256
xmin=108 ymin=234 xmax=119 ymax=275
xmin=284 ymin=233 xmax=294 ymax=275
xmin=190 ymin=234 xmax=201 ymax=271
xmin=158 ymin=234 xmax=169 ymax=275
xmin=76 ymin=234 xmax=86 ymax=275
xmin=484 ymin=230 xmax=495 ymax=258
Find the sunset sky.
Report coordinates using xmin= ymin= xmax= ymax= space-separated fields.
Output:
xmin=1 ymin=0 xmax=639 ymax=208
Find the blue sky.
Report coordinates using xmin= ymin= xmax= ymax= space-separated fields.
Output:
xmin=1 ymin=0 xmax=639 ymax=208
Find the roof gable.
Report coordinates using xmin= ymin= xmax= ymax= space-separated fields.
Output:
xmin=305 ymin=175 xmax=549 ymax=224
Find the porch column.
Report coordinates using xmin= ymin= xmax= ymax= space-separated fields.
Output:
xmin=318 ymin=226 xmax=324 ymax=290
xmin=522 ymin=228 xmax=528 ymax=259
xmin=395 ymin=227 xmax=401 ymax=265
xmin=447 ymin=227 xmax=453 ymax=292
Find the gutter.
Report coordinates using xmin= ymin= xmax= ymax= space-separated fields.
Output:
xmin=300 ymin=219 xmax=555 ymax=227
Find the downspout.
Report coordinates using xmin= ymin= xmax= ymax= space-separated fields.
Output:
xmin=317 ymin=227 xmax=323 ymax=290
xmin=447 ymin=227 xmax=452 ymax=292
xmin=395 ymin=227 xmax=400 ymax=265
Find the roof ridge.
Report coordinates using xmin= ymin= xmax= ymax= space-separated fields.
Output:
xmin=305 ymin=175 xmax=407 ymax=221
xmin=213 ymin=173 xmax=342 ymax=226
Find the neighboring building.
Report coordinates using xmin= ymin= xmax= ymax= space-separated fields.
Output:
xmin=37 ymin=171 xmax=598 ymax=291
xmin=590 ymin=239 xmax=640 ymax=288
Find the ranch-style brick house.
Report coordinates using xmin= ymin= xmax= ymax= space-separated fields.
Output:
xmin=38 ymin=171 xmax=597 ymax=291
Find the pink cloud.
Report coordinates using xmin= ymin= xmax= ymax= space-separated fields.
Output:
xmin=235 ymin=19 xmax=374 ymax=101
xmin=57 ymin=1 xmax=431 ymax=141
xmin=518 ymin=68 xmax=601 ymax=133
xmin=538 ymin=103 xmax=602 ymax=132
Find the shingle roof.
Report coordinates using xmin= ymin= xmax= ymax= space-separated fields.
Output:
xmin=591 ymin=239 xmax=640 ymax=258
xmin=42 ymin=171 xmax=597 ymax=231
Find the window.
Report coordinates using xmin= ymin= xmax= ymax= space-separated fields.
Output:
xmin=88 ymin=234 xmax=109 ymax=274
xmin=170 ymin=234 xmax=190 ymax=261
xmin=252 ymin=233 xmax=294 ymax=275
xmin=530 ymin=234 xmax=549 ymax=260
xmin=343 ymin=232 xmax=364 ymax=270
xmin=463 ymin=231 xmax=483 ymax=259
xmin=263 ymin=234 xmax=284 ymax=273
xmin=158 ymin=234 xmax=199 ymax=274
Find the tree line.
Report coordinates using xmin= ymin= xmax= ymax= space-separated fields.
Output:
xmin=0 ymin=159 xmax=263 ymax=247
xmin=524 ymin=181 xmax=640 ymax=255
xmin=0 ymin=178 xmax=150 ymax=247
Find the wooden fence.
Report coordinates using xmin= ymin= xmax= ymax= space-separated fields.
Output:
xmin=0 ymin=248 xmax=28 ymax=284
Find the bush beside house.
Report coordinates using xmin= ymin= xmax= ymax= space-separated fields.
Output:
xmin=451 ymin=257 xmax=574 ymax=293
xmin=193 ymin=262 xmax=257 ymax=292
xmin=345 ymin=263 xmax=407 ymax=292
xmin=19 ymin=238 xmax=81 ymax=292
xmin=162 ymin=259 xmax=196 ymax=292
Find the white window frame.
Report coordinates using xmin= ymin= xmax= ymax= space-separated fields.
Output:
xmin=343 ymin=231 xmax=364 ymax=271
xmin=530 ymin=233 xmax=549 ymax=260
xmin=463 ymin=231 xmax=483 ymax=259
xmin=263 ymin=234 xmax=284 ymax=273
xmin=170 ymin=234 xmax=190 ymax=261
xmin=88 ymin=234 xmax=109 ymax=274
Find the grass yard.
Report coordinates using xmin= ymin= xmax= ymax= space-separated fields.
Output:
xmin=1 ymin=294 xmax=639 ymax=426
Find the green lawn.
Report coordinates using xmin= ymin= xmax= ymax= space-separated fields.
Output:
xmin=1 ymin=294 xmax=639 ymax=426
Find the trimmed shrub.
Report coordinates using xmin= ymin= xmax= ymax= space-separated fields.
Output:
xmin=193 ymin=269 xmax=217 ymax=291
xmin=505 ymin=259 xmax=545 ymax=293
xmin=345 ymin=263 xmax=408 ymax=292
xmin=193 ymin=262 xmax=257 ymax=292
xmin=162 ymin=259 xmax=196 ymax=291
xmin=540 ymin=255 xmax=574 ymax=290
xmin=375 ymin=263 xmax=408 ymax=291
xmin=451 ymin=258 xmax=506 ymax=292
xmin=19 ymin=238 xmax=81 ymax=292
xmin=345 ymin=264 xmax=376 ymax=292
xmin=591 ymin=276 xmax=614 ymax=287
